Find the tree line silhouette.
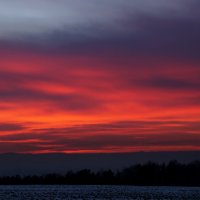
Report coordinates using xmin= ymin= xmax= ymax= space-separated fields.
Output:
xmin=0 ymin=160 xmax=200 ymax=186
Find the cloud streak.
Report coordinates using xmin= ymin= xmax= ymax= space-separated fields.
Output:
xmin=0 ymin=120 xmax=200 ymax=153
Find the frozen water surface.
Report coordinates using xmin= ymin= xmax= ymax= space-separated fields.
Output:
xmin=0 ymin=185 xmax=199 ymax=199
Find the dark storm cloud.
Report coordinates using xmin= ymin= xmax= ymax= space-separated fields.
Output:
xmin=0 ymin=0 xmax=200 ymax=60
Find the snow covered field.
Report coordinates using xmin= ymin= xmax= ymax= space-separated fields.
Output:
xmin=0 ymin=185 xmax=199 ymax=199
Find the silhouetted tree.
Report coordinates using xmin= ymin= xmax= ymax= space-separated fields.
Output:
xmin=0 ymin=160 xmax=200 ymax=186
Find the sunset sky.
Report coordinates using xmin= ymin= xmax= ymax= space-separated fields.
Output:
xmin=0 ymin=0 xmax=200 ymax=153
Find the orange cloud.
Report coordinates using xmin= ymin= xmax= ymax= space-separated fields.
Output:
xmin=0 ymin=49 xmax=200 ymax=153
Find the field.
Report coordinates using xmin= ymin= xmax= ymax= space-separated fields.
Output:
xmin=0 ymin=185 xmax=199 ymax=199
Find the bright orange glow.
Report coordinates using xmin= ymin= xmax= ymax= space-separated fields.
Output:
xmin=0 ymin=49 xmax=200 ymax=153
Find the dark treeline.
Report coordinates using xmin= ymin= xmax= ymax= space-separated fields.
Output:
xmin=1 ymin=160 xmax=200 ymax=186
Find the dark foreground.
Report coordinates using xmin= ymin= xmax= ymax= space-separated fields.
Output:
xmin=1 ymin=161 xmax=200 ymax=186
xmin=0 ymin=185 xmax=199 ymax=200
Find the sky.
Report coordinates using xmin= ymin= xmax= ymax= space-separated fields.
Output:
xmin=0 ymin=0 xmax=200 ymax=153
